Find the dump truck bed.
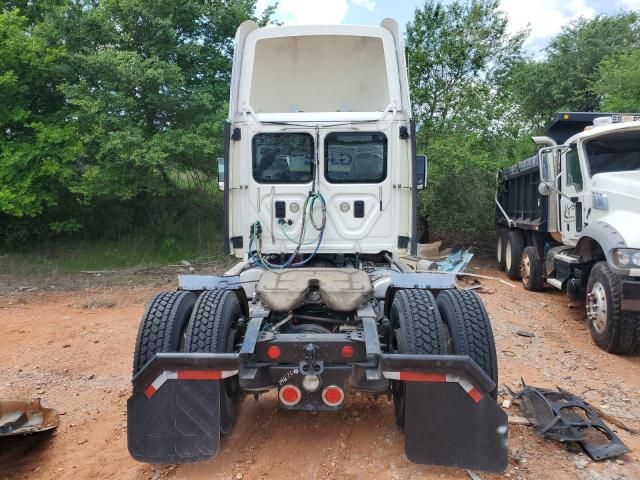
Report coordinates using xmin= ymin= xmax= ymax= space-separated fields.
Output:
xmin=496 ymin=154 xmax=550 ymax=231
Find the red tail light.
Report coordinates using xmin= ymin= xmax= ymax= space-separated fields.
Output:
xmin=279 ymin=385 xmax=301 ymax=406
xmin=267 ymin=345 xmax=281 ymax=360
xmin=340 ymin=345 xmax=354 ymax=358
xmin=321 ymin=385 xmax=344 ymax=407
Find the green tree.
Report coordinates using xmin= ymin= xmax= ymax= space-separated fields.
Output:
xmin=1 ymin=0 xmax=271 ymax=246
xmin=406 ymin=0 xmax=525 ymax=133
xmin=406 ymin=0 xmax=529 ymax=241
xmin=595 ymin=49 xmax=640 ymax=112
xmin=60 ymin=0 xmax=266 ymax=200
xmin=0 ymin=8 xmax=81 ymax=220
xmin=509 ymin=13 xmax=640 ymax=126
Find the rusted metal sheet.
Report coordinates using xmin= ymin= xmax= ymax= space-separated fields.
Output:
xmin=0 ymin=399 xmax=59 ymax=436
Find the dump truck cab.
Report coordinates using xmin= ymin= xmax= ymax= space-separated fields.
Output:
xmin=542 ymin=118 xmax=640 ymax=254
xmin=128 ymin=20 xmax=508 ymax=474
xmin=496 ymin=112 xmax=640 ymax=353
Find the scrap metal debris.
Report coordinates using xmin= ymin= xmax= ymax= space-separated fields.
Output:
xmin=0 ymin=399 xmax=59 ymax=436
xmin=510 ymin=381 xmax=629 ymax=461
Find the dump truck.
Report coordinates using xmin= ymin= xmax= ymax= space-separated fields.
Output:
xmin=127 ymin=19 xmax=508 ymax=473
xmin=496 ymin=112 xmax=640 ymax=354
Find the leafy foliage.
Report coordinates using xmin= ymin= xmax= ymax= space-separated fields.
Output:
xmin=407 ymin=0 xmax=530 ymax=242
xmin=0 ymin=8 xmax=80 ymax=219
xmin=508 ymin=13 xmax=640 ymax=126
xmin=595 ymin=49 xmax=640 ymax=112
xmin=2 ymin=0 xmax=640 ymax=258
xmin=0 ymin=0 xmax=267 ymax=248
xmin=406 ymin=0 xmax=526 ymax=132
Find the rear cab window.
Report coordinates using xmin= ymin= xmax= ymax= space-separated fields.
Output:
xmin=252 ymin=133 xmax=314 ymax=183
xmin=324 ymin=132 xmax=387 ymax=183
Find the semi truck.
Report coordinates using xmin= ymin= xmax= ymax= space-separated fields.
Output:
xmin=127 ymin=19 xmax=508 ymax=473
xmin=496 ymin=112 xmax=640 ymax=354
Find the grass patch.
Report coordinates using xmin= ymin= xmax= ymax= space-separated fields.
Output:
xmin=0 ymin=227 xmax=228 ymax=277
xmin=0 ymin=190 xmax=231 ymax=277
xmin=81 ymin=296 xmax=118 ymax=309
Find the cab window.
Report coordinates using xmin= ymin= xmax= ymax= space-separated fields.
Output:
xmin=252 ymin=133 xmax=314 ymax=183
xmin=565 ymin=148 xmax=583 ymax=191
xmin=324 ymin=132 xmax=387 ymax=183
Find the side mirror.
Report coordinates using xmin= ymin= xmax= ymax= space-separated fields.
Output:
xmin=217 ymin=158 xmax=224 ymax=191
xmin=416 ymin=154 xmax=427 ymax=190
xmin=538 ymin=182 xmax=551 ymax=196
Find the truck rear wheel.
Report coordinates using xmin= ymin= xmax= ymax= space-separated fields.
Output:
xmin=496 ymin=230 xmax=507 ymax=271
xmin=132 ymin=291 xmax=197 ymax=375
xmin=184 ymin=289 xmax=246 ymax=434
xmin=436 ymin=289 xmax=498 ymax=398
xmin=521 ymin=246 xmax=544 ymax=291
xmin=390 ymin=289 xmax=446 ymax=428
xmin=505 ymin=230 xmax=524 ymax=280
xmin=587 ymin=262 xmax=640 ymax=354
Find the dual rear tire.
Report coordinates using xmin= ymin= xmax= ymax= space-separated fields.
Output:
xmin=497 ymin=230 xmax=546 ymax=290
xmin=132 ymin=289 xmax=246 ymax=434
xmin=390 ymin=288 xmax=498 ymax=427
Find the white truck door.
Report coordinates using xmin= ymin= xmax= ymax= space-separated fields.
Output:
xmin=560 ymin=146 xmax=586 ymax=245
xmin=318 ymin=130 xmax=395 ymax=254
xmin=246 ymin=131 xmax=316 ymax=252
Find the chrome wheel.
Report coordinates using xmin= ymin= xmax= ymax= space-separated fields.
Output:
xmin=505 ymin=241 xmax=512 ymax=271
xmin=497 ymin=236 xmax=503 ymax=264
xmin=587 ymin=281 xmax=608 ymax=334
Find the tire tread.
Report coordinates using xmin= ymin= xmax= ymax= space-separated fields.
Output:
xmin=133 ymin=291 xmax=196 ymax=374
xmin=436 ymin=289 xmax=498 ymax=395
xmin=393 ymin=289 xmax=446 ymax=355
xmin=588 ymin=262 xmax=640 ymax=354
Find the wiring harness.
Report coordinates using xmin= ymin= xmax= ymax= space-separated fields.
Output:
xmin=249 ymin=192 xmax=327 ymax=269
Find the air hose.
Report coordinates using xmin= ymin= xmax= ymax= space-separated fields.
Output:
xmin=249 ymin=192 xmax=326 ymax=269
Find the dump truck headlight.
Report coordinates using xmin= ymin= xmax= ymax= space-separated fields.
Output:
xmin=612 ymin=249 xmax=640 ymax=268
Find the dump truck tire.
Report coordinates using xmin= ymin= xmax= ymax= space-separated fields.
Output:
xmin=390 ymin=289 xmax=446 ymax=428
xmin=436 ymin=289 xmax=498 ymax=398
xmin=587 ymin=262 xmax=640 ymax=354
xmin=496 ymin=230 xmax=507 ymax=271
xmin=132 ymin=291 xmax=198 ymax=375
xmin=521 ymin=246 xmax=544 ymax=291
xmin=184 ymin=289 xmax=246 ymax=434
xmin=505 ymin=230 xmax=524 ymax=280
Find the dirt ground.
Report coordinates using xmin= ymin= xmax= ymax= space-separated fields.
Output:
xmin=1 ymin=260 xmax=639 ymax=480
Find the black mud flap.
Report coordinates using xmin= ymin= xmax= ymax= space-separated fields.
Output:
xmin=127 ymin=352 xmax=239 ymax=464
xmin=404 ymin=382 xmax=508 ymax=472
xmin=128 ymin=380 xmax=220 ymax=463
xmin=382 ymin=354 xmax=508 ymax=473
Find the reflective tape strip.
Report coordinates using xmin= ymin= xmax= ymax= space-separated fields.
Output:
xmin=447 ymin=375 xmax=484 ymax=404
xmin=144 ymin=369 xmax=238 ymax=398
xmin=382 ymin=371 xmax=484 ymax=403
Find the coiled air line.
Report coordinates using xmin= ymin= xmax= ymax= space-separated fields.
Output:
xmin=249 ymin=191 xmax=326 ymax=269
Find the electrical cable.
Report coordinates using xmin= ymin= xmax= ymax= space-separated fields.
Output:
xmin=249 ymin=192 xmax=326 ymax=270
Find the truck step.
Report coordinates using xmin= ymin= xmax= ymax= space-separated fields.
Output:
xmin=547 ymin=278 xmax=563 ymax=290
xmin=553 ymin=253 xmax=580 ymax=264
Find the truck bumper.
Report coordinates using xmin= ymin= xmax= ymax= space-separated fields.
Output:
xmin=127 ymin=351 xmax=507 ymax=472
xmin=622 ymin=279 xmax=640 ymax=312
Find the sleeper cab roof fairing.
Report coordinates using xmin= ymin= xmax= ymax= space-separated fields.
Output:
xmin=228 ymin=19 xmax=410 ymax=122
